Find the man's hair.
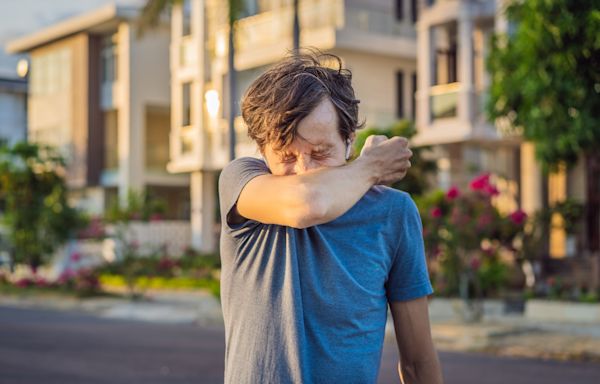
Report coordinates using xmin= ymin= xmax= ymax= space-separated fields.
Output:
xmin=241 ymin=50 xmax=364 ymax=151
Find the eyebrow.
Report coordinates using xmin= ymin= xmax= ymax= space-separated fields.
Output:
xmin=296 ymin=133 xmax=336 ymax=150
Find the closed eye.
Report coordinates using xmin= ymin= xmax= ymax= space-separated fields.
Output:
xmin=311 ymin=152 xmax=330 ymax=160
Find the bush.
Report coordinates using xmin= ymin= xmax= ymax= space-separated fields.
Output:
xmin=417 ymin=174 xmax=527 ymax=298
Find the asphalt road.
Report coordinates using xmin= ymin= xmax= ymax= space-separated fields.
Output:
xmin=1 ymin=306 xmax=599 ymax=384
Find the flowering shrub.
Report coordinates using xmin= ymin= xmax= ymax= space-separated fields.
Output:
xmin=417 ymin=173 xmax=527 ymax=298
xmin=76 ymin=216 xmax=106 ymax=240
xmin=56 ymin=268 xmax=101 ymax=296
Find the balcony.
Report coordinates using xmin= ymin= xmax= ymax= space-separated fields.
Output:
xmin=230 ymin=0 xmax=416 ymax=69
xmin=180 ymin=35 xmax=197 ymax=68
xmin=234 ymin=0 xmax=342 ymax=60
xmin=430 ymin=82 xmax=460 ymax=120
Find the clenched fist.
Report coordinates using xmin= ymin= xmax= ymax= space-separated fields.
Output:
xmin=358 ymin=135 xmax=412 ymax=185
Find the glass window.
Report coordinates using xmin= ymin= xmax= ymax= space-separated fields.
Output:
xmin=104 ymin=110 xmax=119 ymax=170
xmin=101 ymin=34 xmax=118 ymax=83
xmin=145 ymin=107 xmax=170 ymax=171
xmin=182 ymin=82 xmax=192 ymax=126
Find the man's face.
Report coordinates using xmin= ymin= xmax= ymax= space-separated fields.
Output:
xmin=262 ymin=98 xmax=352 ymax=176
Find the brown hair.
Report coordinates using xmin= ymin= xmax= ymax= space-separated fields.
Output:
xmin=241 ymin=50 xmax=364 ymax=151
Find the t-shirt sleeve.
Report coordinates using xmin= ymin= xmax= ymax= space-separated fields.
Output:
xmin=385 ymin=193 xmax=434 ymax=302
xmin=218 ymin=157 xmax=270 ymax=234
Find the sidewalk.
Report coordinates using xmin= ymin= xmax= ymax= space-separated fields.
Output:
xmin=2 ymin=290 xmax=600 ymax=362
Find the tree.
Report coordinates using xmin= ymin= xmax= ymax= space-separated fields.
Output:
xmin=487 ymin=0 xmax=599 ymax=168
xmin=487 ymin=0 xmax=600 ymax=253
xmin=0 ymin=142 xmax=85 ymax=272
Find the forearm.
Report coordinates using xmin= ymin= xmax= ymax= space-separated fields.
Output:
xmin=399 ymin=355 xmax=444 ymax=384
xmin=294 ymin=156 xmax=377 ymax=227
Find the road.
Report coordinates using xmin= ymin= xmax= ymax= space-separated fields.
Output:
xmin=1 ymin=306 xmax=599 ymax=384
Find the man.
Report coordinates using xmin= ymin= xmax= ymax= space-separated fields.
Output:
xmin=218 ymin=52 xmax=443 ymax=384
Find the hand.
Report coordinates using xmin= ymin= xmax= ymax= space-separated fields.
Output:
xmin=359 ymin=135 xmax=412 ymax=185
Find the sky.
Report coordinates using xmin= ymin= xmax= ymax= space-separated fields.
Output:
xmin=0 ymin=0 xmax=143 ymax=78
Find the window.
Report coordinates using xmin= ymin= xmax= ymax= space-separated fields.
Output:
xmin=104 ymin=110 xmax=119 ymax=170
xmin=182 ymin=82 xmax=192 ymax=126
xmin=182 ymin=0 xmax=192 ymax=36
xmin=396 ymin=71 xmax=404 ymax=119
xmin=101 ymin=34 xmax=118 ymax=83
xmin=145 ymin=107 xmax=170 ymax=171
xmin=411 ymin=0 xmax=418 ymax=23
xmin=396 ymin=0 xmax=403 ymax=20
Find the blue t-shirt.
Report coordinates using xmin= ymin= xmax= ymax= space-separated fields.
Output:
xmin=218 ymin=157 xmax=433 ymax=384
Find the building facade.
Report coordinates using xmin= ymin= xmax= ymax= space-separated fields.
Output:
xmin=6 ymin=4 xmax=189 ymax=220
xmin=414 ymin=0 xmax=595 ymax=261
xmin=168 ymin=0 xmax=422 ymax=251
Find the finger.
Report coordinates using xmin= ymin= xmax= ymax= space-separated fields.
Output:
xmin=390 ymin=136 xmax=409 ymax=147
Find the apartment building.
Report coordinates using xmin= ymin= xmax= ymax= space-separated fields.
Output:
xmin=414 ymin=0 xmax=595 ymax=259
xmin=168 ymin=0 xmax=422 ymax=251
xmin=6 ymin=3 xmax=189 ymax=220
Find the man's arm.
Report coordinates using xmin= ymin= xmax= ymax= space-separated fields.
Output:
xmin=390 ymin=297 xmax=443 ymax=384
xmin=235 ymin=136 xmax=412 ymax=228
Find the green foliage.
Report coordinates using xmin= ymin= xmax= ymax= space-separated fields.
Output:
xmin=0 ymin=142 xmax=85 ymax=271
xmin=353 ymin=121 xmax=437 ymax=196
xmin=137 ymin=0 xmax=182 ymax=37
xmin=104 ymin=189 xmax=167 ymax=223
xmin=487 ymin=0 xmax=600 ymax=170
xmin=97 ymin=245 xmax=221 ymax=299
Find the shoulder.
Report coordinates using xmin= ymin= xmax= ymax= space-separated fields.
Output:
xmin=221 ymin=156 xmax=267 ymax=176
xmin=366 ymin=186 xmax=415 ymax=210
xmin=219 ymin=157 xmax=269 ymax=187
xmin=365 ymin=186 xmax=421 ymax=227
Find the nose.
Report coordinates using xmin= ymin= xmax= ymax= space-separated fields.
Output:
xmin=293 ymin=154 xmax=317 ymax=174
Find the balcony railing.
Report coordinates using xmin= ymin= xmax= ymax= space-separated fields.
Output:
xmin=344 ymin=5 xmax=416 ymax=38
xmin=234 ymin=0 xmax=342 ymax=50
xmin=430 ymin=82 xmax=460 ymax=120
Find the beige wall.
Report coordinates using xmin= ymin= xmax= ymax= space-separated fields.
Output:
xmin=28 ymin=33 xmax=89 ymax=188
xmin=332 ymin=48 xmax=416 ymax=129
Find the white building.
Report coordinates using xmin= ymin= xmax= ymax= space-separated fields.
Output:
xmin=6 ymin=3 xmax=189 ymax=220
xmin=414 ymin=0 xmax=594 ymax=259
xmin=168 ymin=0 xmax=422 ymax=252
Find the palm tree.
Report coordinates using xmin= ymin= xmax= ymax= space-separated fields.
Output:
xmin=139 ymin=0 xmax=242 ymax=161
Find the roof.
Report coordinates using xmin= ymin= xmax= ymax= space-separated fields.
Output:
xmin=5 ymin=3 xmax=141 ymax=54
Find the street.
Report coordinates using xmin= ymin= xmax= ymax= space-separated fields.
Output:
xmin=0 ymin=306 xmax=599 ymax=384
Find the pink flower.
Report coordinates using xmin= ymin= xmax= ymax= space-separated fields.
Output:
xmin=484 ymin=184 xmax=500 ymax=196
xmin=446 ymin=186 xmax=460 ymax=200
xmin=70 ymin=252 xmax=82 ymax=262
xmin=15 ymin=278 xmax=32 ymax=288
xmin=430 ymin=207 xmax=442 ymax=218
xmin=477 ymin=214 xmax=492 ymax=227
xmin=470 ymin=257 xmax=481 ymax=271
xmin=509 ymin=209 xmax=527 ymax=226
xmin=469 ymin=173 xmax=491 ymax=191
xmin=150 ymin=213 xmax=162 ymax=222
xmin=57 ymin=268 xmax=75 ymax=284
xmin=129 ymin=240 xmax=140 ymax=250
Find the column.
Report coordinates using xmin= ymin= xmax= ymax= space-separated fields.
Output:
xmin=457 ymin=9 xmax=474 ymax=123
xmin=190 ymin=171 xmax=216 ymax=253
xmin=416 ymin=22 xmax=434 ymax=128
xmin=117 ymin=22 xmax=144 ymax=203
